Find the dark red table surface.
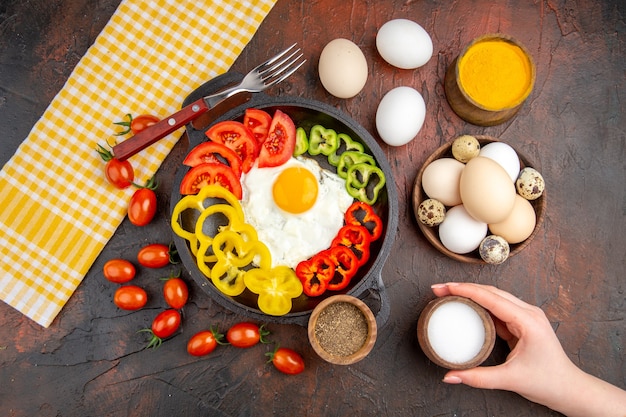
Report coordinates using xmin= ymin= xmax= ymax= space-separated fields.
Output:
xmin=1 ymin=1 xmax=624 ymax=416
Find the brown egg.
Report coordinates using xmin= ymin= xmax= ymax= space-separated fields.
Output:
xmin=459 ymin=157 xmax=516 ymax=224
xmin=488 ymin=194 xmax=536 ymax=244
xmin=421 ymin=158 xmax=465 ymax=206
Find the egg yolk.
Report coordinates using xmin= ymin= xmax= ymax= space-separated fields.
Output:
xmin=272 ymin=167 xmax=318 ymax=214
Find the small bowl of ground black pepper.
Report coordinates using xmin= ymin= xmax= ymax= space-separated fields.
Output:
xmin=307 ymin=295 xmax=377 ymax=365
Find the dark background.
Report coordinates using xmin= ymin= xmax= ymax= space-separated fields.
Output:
xmin=0 ymin=0 xmax=624 ymax=416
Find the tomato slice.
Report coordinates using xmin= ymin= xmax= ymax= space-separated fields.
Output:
xmin=179 ymin=162 xmax=243 ymax=198
xmin=258 ymin=110 xmax=296 ymax=168
xmin=243 ymin=108 xmax=272 ymax=144
xmin=183 ymin=141 xmax=243 ymax=178
xmin=205 ymin=121 xmax=258 ymax=173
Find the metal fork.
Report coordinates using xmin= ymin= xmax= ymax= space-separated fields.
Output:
xmin=112 ymin=44 xmax=305 ymax=161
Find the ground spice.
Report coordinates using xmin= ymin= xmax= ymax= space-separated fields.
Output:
xmin=314 ymin=301 xmax=368 ymax=357
xmin=458 ymin=39 xmax=533 ymax=110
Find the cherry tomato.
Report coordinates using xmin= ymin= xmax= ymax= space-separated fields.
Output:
xmin=163 ymin=277 xmax=188 ymax=309
xmin=106 ymin=158 xmax=134 ymax=189
xmin=113 ymin=285 xmax=147 ymax=310
xmin=114 ymin=114 xmax=159 ymax=136
xmin=179 ymin=162 xmax=242 ymax=198
xmin=137 ymin=243 xmax=174 ymax=268
xmin=130 ymin=114 xmax=160 ymax=134
xmin=97 ymin=143 xmax=135 ymax=189
xmin=128 ymin=187 xmax=157 ymax=226
xmin=141 ymin=309 xmax=182 ymax=349
xmin=183 ymin=141 xmax=243 ymax=178
xmin=266 ymin=346 xmax=304 ymax=375
xmin=187 ymin=328 xmax=225 ymax=356
xmin=103 ymin=259 xmax=136 ymax=283
xmin=205 ymin=121 xmax=259 ymax=173
xmin=258 ymin=110 xmax=296 ymax=168
xmin=226 ymin=322 xmax=269 ymax=348
xmin=243 ymin=108 xmax=272 ymax=144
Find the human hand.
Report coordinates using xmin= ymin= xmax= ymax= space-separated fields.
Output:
xmin=430 ymin=282 xmax=626 ymax=417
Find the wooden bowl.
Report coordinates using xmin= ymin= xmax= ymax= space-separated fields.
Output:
xmin=444 ymin=34 xmax=535 ymax=126
xmin=308 ymin=295 xmax=377 ymax=365
xmin=417 ymin=296 xmax=496 ymax=370
xmin=412 ymin=135 xmax=546 ymax=264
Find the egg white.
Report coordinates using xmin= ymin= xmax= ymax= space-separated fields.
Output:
xmin=240 ymin=157 xmax=354 ymax=268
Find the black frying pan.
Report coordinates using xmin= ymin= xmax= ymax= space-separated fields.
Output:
xmin=170 ymin=73 xmax=398 ymax=328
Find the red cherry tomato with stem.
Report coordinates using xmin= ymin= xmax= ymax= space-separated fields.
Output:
xmin=187 ymin=327 xmax=227 ymax=356
xmin=128 ymin=177 xmax=158 ymax=226
xmin=162 ymin=272 xmax=188 ymax=309
xmin=103 ymin=259 xmax=136 ymax=283
xmin=137 ymin=243 xmax=178 ymax=268
xmin=140 ymin=309 xmax=181 ymax=349
xmin=114 ymin=113 xmax=160 ymax=136
xmin=266 ymin=346 xmax=304 ymax=375
xmin=226 ymin=322 xmax=270 ymax=348
xmin=114 ymin=285 xmax=147 ymax=310
xmin=96 ymin=144 xmax=134 ymax=189
xmin=130 ymin=114 xmax=160 ymax=134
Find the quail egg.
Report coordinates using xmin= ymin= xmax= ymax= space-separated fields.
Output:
xmin=452 ymin=135 xmax=480 ymax=163
xmin=516 ymin=167 xmax=545 ymax=200
xmin=478 ymin=235 xmax=510 ymax=264
xmin=416 ymin=198 xmax=446 ymax=227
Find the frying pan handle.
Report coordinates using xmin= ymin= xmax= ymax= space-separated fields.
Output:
xmin=358 ymin=273 xmax=390 ymax=329
xmin=112 ymin=97 xmax=210 ymax=161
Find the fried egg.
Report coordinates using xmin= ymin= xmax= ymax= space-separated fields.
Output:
xmin=241 ymin=157 xmax=354 ymax=268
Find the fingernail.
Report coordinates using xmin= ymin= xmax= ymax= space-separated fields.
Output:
xmin=443 ymin=375 xmax=463 ymax=384
xmin=431 ymin=283 xmax=447 ymax=289
xmin=445 ymin=282 xmax=461 ymax=287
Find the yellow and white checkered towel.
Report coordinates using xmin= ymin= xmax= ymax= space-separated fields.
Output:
xmin=0 ymin=0 xmax=277 ymax=327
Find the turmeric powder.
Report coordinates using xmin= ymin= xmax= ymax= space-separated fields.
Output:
xmin=458 ymin=39 xmax=533 ymax=111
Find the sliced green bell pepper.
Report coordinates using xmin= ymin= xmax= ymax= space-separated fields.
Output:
xmin=345 ymin=163 xmax=386 ymax=205
xmin=293 ymin=127 xmax=309 ymax=156
xmin=328 ymin=133 xmax=364 ymax=166
xmin=308 ymin=125 xmax=339 ymax=156
xmin=337 ymin=150 xmax=376 ymax=179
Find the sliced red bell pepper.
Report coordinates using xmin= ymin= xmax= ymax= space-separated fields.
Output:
xmin=344 ymin=201 xmax=383 ymax=241
xmin=295 ymin=251 xmax=334 ymax=297
xmin=331 ymin=224 xmax=372 ymax=267
xmin=324 ymin=245 xmax=359 ymax=291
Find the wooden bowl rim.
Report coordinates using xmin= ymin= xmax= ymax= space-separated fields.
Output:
xmin=417 ymin=295 xmax=496 ymax=370
xmin=454 ymin=33 xmax=537 ymax=111
xmin=307 ymin=295 xmax=378 ymax=365
xmin=412 ymin=135 xmax=546 ymax=264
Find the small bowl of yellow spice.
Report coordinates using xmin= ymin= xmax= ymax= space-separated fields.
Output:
xmin=444 ymin=34 xmax=536 ymax=126
xmin=308 ymin=295 xmax=377 ymax=365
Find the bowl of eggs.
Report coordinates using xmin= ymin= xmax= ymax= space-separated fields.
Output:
xmin=170 ymin=73 xmax=398 ymax=326
xmin=412 ymin=135 xmax=545 ymax=264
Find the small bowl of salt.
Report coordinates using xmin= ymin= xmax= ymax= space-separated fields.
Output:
xmin=417 ymin=295 xmax=496 ymax=370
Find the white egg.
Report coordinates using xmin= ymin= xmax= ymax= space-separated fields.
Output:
xmin=241 ymin=157 xmax=354 ymax=268
xmin=376 ymin=86 xmax=426 ymax=146
xmin=376 ymin=19 xmax=433 ymax=69
xmin=438 ymin=205 xmax=488 ymax=254
xmin=478 ymin=142 xmax=521 ymax=182
xmin=318 ymin=38 xmax=368 ymax=99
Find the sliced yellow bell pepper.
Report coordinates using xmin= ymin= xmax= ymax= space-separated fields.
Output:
xmin=244 ymin=266 xmax=303 ymax=316
xmin=171 ymin=184 xmax=243 ymax=258
xmin=210 ymin=229 xmax=272 ymax=297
